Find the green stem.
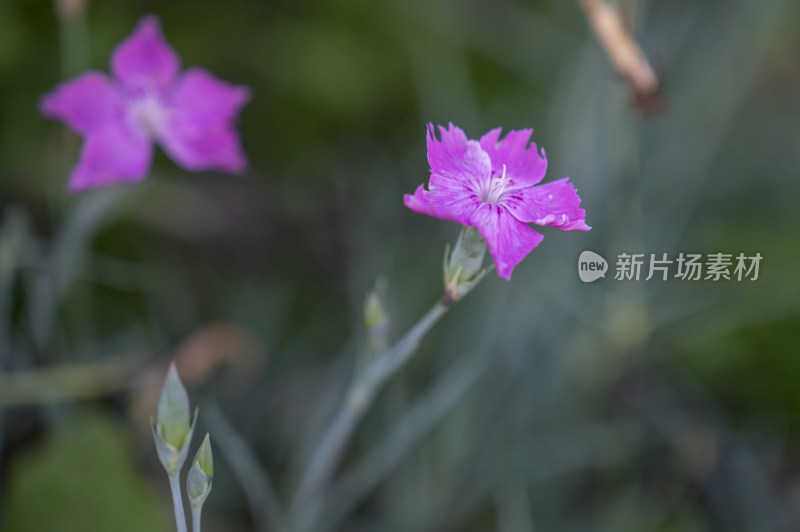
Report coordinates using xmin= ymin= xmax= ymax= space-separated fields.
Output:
xmin=191 ymin=508 xmax=202 ymax=532
xmin=288 ymin=300 xmax=454 ymax=531
xmin=56 ymin=0 xmax=90 ymax=78
xmin=288 ymin=227 xmax=489 ymax=532
xmin=169 ymin=474 xmax=188 ymax=532
xmin=365 ymin=301 xmax=448 ymax=387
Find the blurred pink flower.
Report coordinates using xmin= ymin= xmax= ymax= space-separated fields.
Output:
xmin=405 ymin=123 xmax=590 ymax=280
xmin=40 ymin=16 xmax=250 ymax=191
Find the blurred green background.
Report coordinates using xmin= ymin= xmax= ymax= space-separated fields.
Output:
xmin=1 ymin=0 xmax=799 ymax=530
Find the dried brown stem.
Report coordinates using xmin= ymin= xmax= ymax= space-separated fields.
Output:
xmin=580 ymin=0 xmax=663 ymax=112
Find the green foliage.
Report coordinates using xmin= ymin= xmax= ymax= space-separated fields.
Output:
xmin=4 ymin=411 xmax=171 ymax=532
xmin=1 ymin=0 xmax=800 ymax=529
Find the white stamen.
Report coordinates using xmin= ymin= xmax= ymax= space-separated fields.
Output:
xmin=484 ymin=164 xmax=510 ymax=204
xmin=129 ymin=94 xmax=168 ymax=138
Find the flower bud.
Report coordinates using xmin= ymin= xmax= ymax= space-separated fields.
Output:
xmin=187 ymin=434 xmax=214 ymax=510
xmin=443 ymin=226 xmax=487 ymax=304
xmin=363 ymin=278 xmax=390 ymax=353
xmin=152 ymin=362 xmax=197 ymax=477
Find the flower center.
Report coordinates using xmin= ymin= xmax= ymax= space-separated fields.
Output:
xmin=129 ymin=93 xmax=168 ymax=138
xmin=482 ymin=164 xmax=511 ymax=204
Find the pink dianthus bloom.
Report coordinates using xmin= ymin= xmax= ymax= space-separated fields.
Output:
xmin=40 ymin=16 xmax=250 ymax=191
xmin=405 ymin=123 xmax=590 ymax=280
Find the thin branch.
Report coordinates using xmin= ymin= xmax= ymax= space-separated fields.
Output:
xmin=0 ymin=356 xmax=147 ymax=407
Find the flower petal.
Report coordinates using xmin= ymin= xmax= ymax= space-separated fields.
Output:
xmin=111 ymin=16 xmax=180 ymax=93
xmin=501 ymin=178 xmax=590 ymax=231
xmin=469 ymin=203 xmax=544 ymax=280
xmin=39 ymin=72 xmax=124 ymax=134
xmin=403 ymin=184 xmax=436 ymax=217
xmin=403 ymin=180 xmax=481 ymax=226
xmin=165 ymin=68 xmax=250 ymax=127
xmin=155 ymin=68 xmax=249 ymax=174
xmin=479 ymin=128 xmax=547 ymax=189
xmin=159 ymin=122 xmax=248 ymax=174
xmin=427 ymin=123 xmax=492 ymax=191
xmin=68 ymin=122 xmax=153 ymax=191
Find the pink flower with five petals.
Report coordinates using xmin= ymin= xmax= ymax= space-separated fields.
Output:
xmin=405 ymin=123 xmax=590 ymax=280
xmin=40 ymin=16 xmax=250 ymax=191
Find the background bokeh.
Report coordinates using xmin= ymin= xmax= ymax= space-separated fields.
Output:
xmin=1 ymin=0 xmax=799 ymax=530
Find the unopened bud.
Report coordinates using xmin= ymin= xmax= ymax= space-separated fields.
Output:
xmin=363 ymin=278 xmax=390 ymax=353
xmin=443 ymin=226 xmax=487 ymax=304
xmin=187 ymin=434 xmax=214 ymax=509
xmin=152 ymin=362 xmax=198 ymax=477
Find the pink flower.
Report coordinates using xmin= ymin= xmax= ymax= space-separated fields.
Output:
xmin=40 ymin=16 xmax=250 ymax=191
xmin=405 ymin=123 xmax=590 ymax=280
